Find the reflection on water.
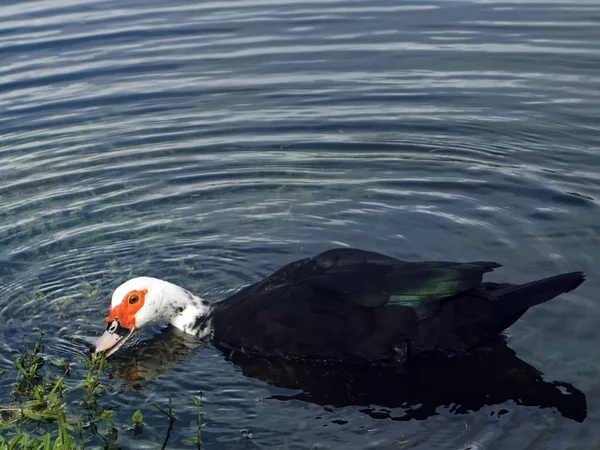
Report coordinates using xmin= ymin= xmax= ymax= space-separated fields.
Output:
xmin=107 ymin=328 xmax=587 ymax=424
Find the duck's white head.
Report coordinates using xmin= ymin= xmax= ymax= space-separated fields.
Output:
xmin=91 ymin=277 xmax=212 ymax=357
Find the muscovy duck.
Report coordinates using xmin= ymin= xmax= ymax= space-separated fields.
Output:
xmin=90 ymin=248 xmax=585 ymax=365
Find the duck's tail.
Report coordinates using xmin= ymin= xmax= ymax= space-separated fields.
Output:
xmin=494 ymin=271 xmax=585 ymax=316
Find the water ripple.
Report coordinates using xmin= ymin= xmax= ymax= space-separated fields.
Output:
xmin=1 ymin=0 xmax=599 ymax=448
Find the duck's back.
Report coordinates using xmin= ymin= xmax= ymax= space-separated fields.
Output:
xmin=210 ymin=248 xmax=513 ymax=365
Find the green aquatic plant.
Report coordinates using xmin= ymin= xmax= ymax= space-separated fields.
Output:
xmin=152 ymin=396 xmax=176 ymax=450
xmin=132 ymin=409 xmax=143 ymax=436
xmin=78 ymin=352 xmax=107 ymax=407
xmin=0 ymin=334 xmax=108 ymax=449
xmin=78 ymin=280 xmax=102 ymax=302
xmin=193 ymin=392 xmax=206 ymax=449
xmin=181 ymin=392 xmax=206 ymax=448
xmin=13 ymin=335 xmax=46 ymax=399
xmin=0 ymin=333 xmax=208 ymax=449
xmin=121 ymin=409 xmax=144 ymax=438
xmin=88 ymin=410 xmax=119 ymax=450
xmin=0 ymin=334 xmax=77 ymax=449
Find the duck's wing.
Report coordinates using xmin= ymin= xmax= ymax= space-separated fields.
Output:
xmin=228 ymin=248 xmax=501 ymax=320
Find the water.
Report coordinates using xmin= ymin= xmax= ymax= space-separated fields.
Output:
xmin=1 ymin=0 xmax=599 ymax=448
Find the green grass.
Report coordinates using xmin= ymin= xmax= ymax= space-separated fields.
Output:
xmin=0 ymin=332 xmax=203 ymax=450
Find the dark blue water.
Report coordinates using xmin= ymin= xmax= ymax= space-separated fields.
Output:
xmin=1 ymin=0 xmax=599 ymax=448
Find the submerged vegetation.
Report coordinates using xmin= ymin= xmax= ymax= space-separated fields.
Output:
xmin=0 ymin=332 xmax=205 ymax=450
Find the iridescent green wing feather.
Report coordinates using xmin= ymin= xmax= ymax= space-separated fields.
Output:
xmin=305 ymin=249 xmax=500 ymax=320
xmin=383 ymin=263 xmax=491 ymax=319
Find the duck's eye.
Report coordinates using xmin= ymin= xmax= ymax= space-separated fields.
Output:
xmin=128 ymin=294 xmax=140 ymax=305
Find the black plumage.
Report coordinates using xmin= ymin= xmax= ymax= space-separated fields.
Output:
xmin=210 ymin=248 xmax=585 ymax=366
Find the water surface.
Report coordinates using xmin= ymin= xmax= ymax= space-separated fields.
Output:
xmin=1 ymin=0 xmax=599 ymax=448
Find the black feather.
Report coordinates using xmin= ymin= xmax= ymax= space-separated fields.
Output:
xmin=209 ymin=248 xmax=585 ymax=366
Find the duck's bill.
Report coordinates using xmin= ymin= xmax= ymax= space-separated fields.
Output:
xmin=91 ymin=319 xmax=134 ymax=358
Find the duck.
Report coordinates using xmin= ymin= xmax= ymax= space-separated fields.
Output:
xmin=90 ymin=247 xmax=585 ymax=366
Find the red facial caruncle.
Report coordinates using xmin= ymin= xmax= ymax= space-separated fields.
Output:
xmin=105 ymin=289 xmax=148 ymax=329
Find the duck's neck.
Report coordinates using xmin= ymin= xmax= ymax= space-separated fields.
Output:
xmin=165 ymin=285 xmax=214 ymax=338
